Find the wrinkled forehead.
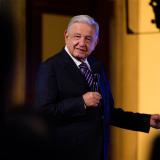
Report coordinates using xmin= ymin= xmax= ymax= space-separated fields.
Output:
xmin=71 ymin=22 xmax=97 ymax=37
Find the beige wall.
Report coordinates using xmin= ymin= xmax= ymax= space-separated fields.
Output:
xmin=110 ymin=0 xmax=160 ymax=160
xmin=138 ymin=1 xmax=160 ymax=160
xmin=109 ymin=0 xmax=139 ymax=159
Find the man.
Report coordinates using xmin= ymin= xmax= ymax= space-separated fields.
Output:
xmin=35 ymin=15 xmax=160 ymax=160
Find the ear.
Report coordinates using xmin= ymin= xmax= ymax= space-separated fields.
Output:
xmin=64 ymin=30 xmax=69 ymax=44
xmin=93 ymin=38 xmax=99 ymax=50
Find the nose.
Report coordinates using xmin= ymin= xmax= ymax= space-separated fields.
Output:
xmin=79 ymin=38 xmax=85 ymax=47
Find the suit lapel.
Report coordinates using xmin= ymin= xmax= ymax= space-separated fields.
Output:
xmin=60 ymin=48 xmax=85 ymax=93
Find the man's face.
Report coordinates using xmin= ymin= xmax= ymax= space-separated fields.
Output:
xmin=65 ymin=22 xmax=99 ymax=62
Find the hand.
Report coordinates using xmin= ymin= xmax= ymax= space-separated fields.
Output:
xmin=150 ymin=114 xmax=160 ymax=129
xmin=82 ymin=92 xmax=102 ymax=107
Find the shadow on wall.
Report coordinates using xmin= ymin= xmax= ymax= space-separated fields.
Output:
xmin=150 ymin=135 xmax=160 ymax=160
xmin=149 ymin=0 xmax=160 ymax=29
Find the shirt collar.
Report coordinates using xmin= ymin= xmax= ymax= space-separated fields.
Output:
xmin=65 ymin=46 xmax=91 ymax=69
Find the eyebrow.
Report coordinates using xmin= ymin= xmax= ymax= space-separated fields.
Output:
xmin=74 ymin=33 xmax=92 ymax=38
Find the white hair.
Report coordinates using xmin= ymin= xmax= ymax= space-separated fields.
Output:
xmin=67 ymin=15 xmax=99 ymax=39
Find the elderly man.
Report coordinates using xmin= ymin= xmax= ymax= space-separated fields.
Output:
xmin=35 ymin=15 xmax=160 ymax=160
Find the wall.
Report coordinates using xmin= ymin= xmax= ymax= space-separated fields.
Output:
xmin=138 ymin=0 xmax=160 ymax=160
xmin=42 ymin=14 xmax=72 ymax=61
xmin=109 ymin=0 xmax=160 ymax=160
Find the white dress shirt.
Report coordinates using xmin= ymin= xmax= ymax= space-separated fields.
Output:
xmin=65 ymin=45 xmax=90 ymax=109
xmin=65 ymin=46 xmax=91 ymax=70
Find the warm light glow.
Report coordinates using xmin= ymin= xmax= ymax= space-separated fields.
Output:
xmin=138 ymin=1 xmax=160 ymax=160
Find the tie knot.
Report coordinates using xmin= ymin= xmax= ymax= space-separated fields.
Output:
xmin=79 ymin=62 xmax=89 ymax=74
xmin=79 ymin=62 xmax=89 ymax=70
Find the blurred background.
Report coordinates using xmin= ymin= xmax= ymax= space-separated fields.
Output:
xmin=0 ymin=0 xmax=160 ymax=160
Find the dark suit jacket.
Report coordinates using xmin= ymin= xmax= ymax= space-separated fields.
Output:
xmin=35 ymin=47 xmax=151 ymax=160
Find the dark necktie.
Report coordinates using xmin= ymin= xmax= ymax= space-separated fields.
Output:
xmin=79 ymin=62 xmax=93 ymax=88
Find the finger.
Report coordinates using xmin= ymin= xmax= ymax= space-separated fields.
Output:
xmin=95 ymin=95 xmax=102 ymax=101
xmin=97 ymin=93 xmax=102 ymax=99
xmin=94 ymin=100 xmax=100 ymax=107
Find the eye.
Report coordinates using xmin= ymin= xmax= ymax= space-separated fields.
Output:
xmin=86 ymin=37 xmax=92 ymax=42
xmin=75 ymin=35 xmax=80 ymax=39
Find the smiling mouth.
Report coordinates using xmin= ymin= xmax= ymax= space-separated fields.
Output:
xmin=76 ymin=48 xmax=86 ymax=52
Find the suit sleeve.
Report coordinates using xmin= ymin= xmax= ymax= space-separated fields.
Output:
xmin=102 ymin=66 xmax=151 ymax=133
xmin=35 ymin=63 xmax=86 ymax=122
